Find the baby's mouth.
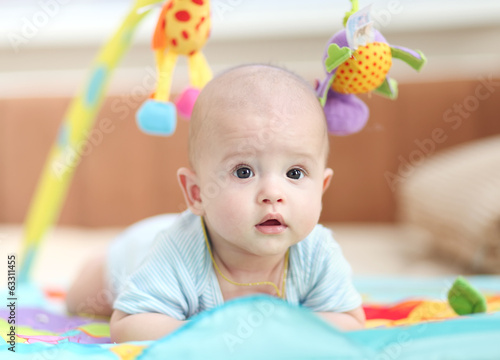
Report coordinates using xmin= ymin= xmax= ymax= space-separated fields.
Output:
xmin=259 ymin=219 xmax=282 ymax=226
xmin=255 ymin=215 xmax=287 ymax=234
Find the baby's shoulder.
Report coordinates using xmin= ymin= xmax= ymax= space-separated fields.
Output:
xmin=147 ymin=211 xmax=208 ymax=280
xmin=155 ymin=210 xmax=204 ymax=250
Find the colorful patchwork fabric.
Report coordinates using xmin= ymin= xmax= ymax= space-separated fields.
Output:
xmin=1 ymin=277 xmax=499 ymax=359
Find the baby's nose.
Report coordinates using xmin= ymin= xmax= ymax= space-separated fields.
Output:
xmin=261 ymin=197 xmax=283 ymax=204
xmin=258 ymin=185 xmax=284 ymax=204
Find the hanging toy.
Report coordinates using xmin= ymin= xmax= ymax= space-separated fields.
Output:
xmin=136 ymin=0 xmax=213 ymax=136
xmin=317 ymin=0 xmax=426 ymax=135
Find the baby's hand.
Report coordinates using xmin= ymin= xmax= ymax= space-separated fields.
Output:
xmin=317 ymin=306 xmax=366 ymax=331
xmin=110 ymin=309 xmax=186 ymax=342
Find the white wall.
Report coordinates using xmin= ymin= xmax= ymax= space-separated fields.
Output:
xmin=1 ymin=0 xmax=500 ymax=98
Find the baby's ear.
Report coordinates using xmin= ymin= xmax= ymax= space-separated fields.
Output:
xmin=322 ymin=168 xmax=334 ymax=194
xmin=177 ymin=167 xmax=204 ymax=216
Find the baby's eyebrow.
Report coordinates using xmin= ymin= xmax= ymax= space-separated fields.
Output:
xmin=221 ymin=151 xmax=255 ymax=163
xmin=221 ymin=150 xmax=319 ymax=164
xmin=291 ymin=152 xmax=318 ymax=163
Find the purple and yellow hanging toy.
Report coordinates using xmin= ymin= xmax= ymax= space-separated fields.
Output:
xmin=317 ymin=0 xmax=426 ymax=135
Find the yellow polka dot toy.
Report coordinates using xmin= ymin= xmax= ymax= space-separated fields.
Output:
xmin=316 ymin=0 xmax=426 ymax=135
xmin=136 ymin=0 xmax=213 ymax=136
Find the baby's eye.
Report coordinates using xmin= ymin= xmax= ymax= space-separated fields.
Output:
xmin=233 ymin=166 xmax=254 ymax=179
xmin=287 ymin=168 xmax=304 ymax=180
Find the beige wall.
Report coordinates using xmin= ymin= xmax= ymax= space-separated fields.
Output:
xmin=2 ymin=79 xmax=499 ymax=226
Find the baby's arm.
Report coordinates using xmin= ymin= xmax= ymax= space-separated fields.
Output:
xmin=317 ymin=306 xmax=366 ymax=331
xmin=110 ymin=309 xmax=185 ymax=342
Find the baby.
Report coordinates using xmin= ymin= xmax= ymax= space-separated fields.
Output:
xmin=66 ymin=64 xmax=365 ymax=342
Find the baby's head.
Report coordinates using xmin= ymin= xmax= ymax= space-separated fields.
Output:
xmin=178 ymin=64 xmax=333 ymax=257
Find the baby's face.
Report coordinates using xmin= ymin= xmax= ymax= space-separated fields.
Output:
xmin=195 ymin=100 xmax=332 ymax=258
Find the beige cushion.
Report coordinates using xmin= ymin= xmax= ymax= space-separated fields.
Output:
xmin=398 ymin=135 xmax=500 ymax=272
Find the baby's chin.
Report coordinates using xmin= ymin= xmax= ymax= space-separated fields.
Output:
xmin=244 ymin=235 xmax=299 ymax=257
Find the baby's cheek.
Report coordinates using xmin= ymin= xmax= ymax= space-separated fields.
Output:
xmin=208 ymin=189 xmax=247 ymax=222
xmin=200 ymin=179 xmax=235 ymax=207
xmin=295 ymin=190 xmax=322 ymax=227
xmin=208 ymin=197 xmax=250 ymax=242
xmin=221 ymin=192 xmax=248 ymax=217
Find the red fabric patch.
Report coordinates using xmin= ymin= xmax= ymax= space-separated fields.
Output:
xmin=363 ymin=301 xmax=422 ymax=321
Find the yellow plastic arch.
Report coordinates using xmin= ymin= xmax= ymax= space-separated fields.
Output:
xmin=19 ymin=0 xmax=164 ymax=283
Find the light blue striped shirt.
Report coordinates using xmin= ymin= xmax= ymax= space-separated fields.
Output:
xmin=112 ymin=210 xmax=362 ymax=320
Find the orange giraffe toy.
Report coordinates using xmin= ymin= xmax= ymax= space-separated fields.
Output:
xmin=136 ymin=0 xmax=212 ymax=136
